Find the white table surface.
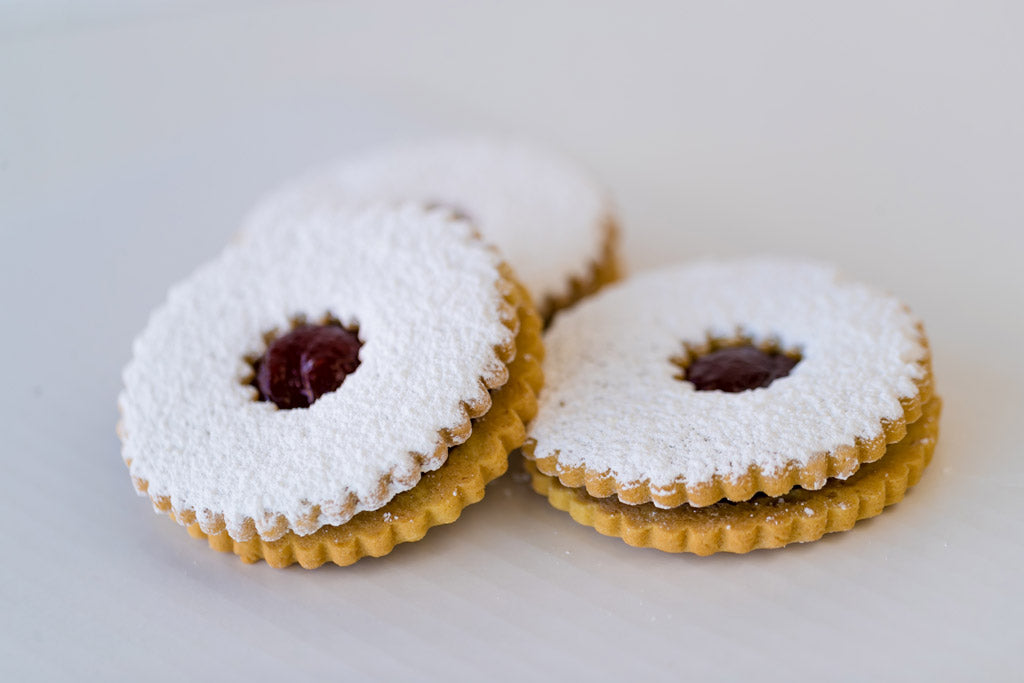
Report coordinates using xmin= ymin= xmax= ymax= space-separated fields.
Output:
xmin=2 ymin=2 xmax=1022 ymax=680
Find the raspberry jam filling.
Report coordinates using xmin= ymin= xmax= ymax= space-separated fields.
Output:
xmin=254 ymin=323 xmax=362 ymax=409
xmin=685 ymin=345 xmax=798 ymax=393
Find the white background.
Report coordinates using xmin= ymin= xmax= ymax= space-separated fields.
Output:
xmin=2 ymin=2 xmax=1022 ymax=680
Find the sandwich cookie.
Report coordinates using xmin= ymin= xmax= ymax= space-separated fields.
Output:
xmin=522 ymin=258 xmax=939 ymax=553
xmin=119 ymin=204 xmax=544 ymax=567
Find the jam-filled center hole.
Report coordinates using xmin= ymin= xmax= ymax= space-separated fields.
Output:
xmin=247 ymin=316 xmax=362 ymax=409
xmin=672 ymin=338 xmax=800 ymax=393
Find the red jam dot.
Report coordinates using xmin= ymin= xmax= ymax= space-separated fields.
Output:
xmin=255 ymin=324 xmax=362 ymax=409
xmin=686 ymin=345 xmax=798 ymax=393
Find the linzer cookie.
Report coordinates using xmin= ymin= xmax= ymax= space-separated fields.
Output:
xmin=522 ymin=258 xmax=939 ymax=554
xmin=119 ymin=204 xmax=543 ymax=567
xmin=238 ymin=137 xmax=622 ymax=322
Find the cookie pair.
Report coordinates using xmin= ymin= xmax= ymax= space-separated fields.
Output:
xmin=120 ymin=138 xmax=619 ymax=567
xmin=522 ymin=259 xmax=940 ymax=554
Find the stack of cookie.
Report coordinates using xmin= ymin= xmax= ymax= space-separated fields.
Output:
xmin=119 ymin=138 xmax=621 ymax=567
xmin=119 ymin=138 xmax=939 ymax=567
xmin=522 ymin=259 xmax=939 ymax=554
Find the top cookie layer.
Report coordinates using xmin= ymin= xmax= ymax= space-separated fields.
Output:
xmin=525 ymin=258 xmax=932 ymax=508
xmin=119 ymin=204 xmax=517 ymax=541
xmin=238 ymin=137 xmax=614 ymax=314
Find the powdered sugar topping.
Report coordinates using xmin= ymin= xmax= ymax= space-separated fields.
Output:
xmin=528 ymin=258 xmax=928 ymax=503
xmin=238 ymin=137 xmax=612 ymax=309
xmin=119 ymin=204 xmax=515 ymax=541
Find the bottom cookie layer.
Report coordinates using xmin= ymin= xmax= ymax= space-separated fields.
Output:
xmin=524 ymin=397 xmax=941 ymax=555
xmin=185 ymin=279 xmax=544 ymax=568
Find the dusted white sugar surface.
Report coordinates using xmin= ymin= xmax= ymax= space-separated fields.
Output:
xmin=529 ymin=258 xmax=928 ymax=500
xmin=119 ymin=204 xmax=514 ymax=541
xmin=238 ymin=137 xmax=612 ymax=307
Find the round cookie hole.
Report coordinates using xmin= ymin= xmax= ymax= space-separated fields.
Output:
xmin=243 ymin=314 xmax=363 ymax=409
xmin=671 ymin=336 xmax=801 ymax=393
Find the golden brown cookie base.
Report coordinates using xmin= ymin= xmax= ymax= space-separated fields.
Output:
xmin=524 ymin=397 xmax=940 ymax=555
xmin=526 ymin=331 xmax=935 ymax=508
xmin=538 ymin=217 xmax=622 ymax=325
xmin=184 ymin=276 xmax=544 ymax=568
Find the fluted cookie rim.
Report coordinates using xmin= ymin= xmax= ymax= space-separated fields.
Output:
xmin=525 ymin=396 xmax=940 ymax=555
